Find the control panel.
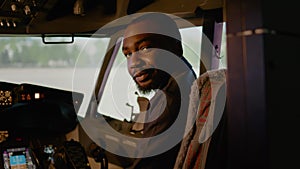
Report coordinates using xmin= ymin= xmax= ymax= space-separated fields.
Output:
xmin=0 ymin=81 xmax=84 ymax=134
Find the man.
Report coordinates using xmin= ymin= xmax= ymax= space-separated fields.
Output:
xmin=122 ymin=12 xmax=196 ymax=169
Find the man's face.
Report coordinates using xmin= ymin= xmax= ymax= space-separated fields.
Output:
xmin=122 ymin=21 xmax=172 ymax=94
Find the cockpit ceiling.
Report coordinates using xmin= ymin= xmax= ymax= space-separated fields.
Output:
xmin=0 ymin=0 xmax=223 ymax=34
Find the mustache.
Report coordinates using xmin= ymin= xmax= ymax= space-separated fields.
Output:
xmin=133 ymin=68 xmax=155 ymax=80
xmin=134 ymin=68 xmax=171 ymax=92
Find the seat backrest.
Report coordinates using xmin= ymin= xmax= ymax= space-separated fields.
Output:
xmin=174 ymin=69 xmax=227 ymax=169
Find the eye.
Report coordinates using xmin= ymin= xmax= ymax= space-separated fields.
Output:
xmin=124 ymin=52 xmax=132 ymax=58
xmin=140 ymin=46 xmax=148 ymax=51
xmin=139 ymin=46 xmax=151 ymax=54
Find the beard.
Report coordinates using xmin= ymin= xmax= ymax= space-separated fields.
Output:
xmin=136 ymin=84 xmax=153 ymax=95
xmin=134 ymin=68 xmax=170 ymax=95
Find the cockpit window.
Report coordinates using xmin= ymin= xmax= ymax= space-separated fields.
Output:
xmin=0 ymin=36 xmax=110 ymax=117
xmin=96 ymin=24 xmax=227 ymax=121
xmin=0 ymin=23 xmax=227 ymax=121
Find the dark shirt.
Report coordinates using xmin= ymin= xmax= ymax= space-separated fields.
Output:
xmin=128 ymin=66 xmax=196 ymax=169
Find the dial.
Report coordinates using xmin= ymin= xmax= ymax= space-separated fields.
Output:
xmin=0 ymin=90 xmax=12 ymax=106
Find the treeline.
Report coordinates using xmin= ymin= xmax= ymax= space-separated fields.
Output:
xmin=0 ymin=37 xmax=106 ymax=68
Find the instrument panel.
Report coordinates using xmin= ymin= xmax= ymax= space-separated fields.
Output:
xmin=0 ymin=81 xmax=84 ymax=134
xmin=0 ymin=90 xmax=12 ymax=106
xmin=0 ymin=82 xmax=17 ymax=107
xmin=0 ymin=81 xmax=82 ymax=108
